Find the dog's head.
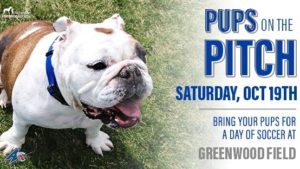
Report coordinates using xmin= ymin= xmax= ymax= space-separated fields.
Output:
xmin=53 ymin=14 xmax=153 ymax=128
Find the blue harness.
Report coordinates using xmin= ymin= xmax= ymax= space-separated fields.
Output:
xmin=45 ymin=36 xmax=68 ymax=105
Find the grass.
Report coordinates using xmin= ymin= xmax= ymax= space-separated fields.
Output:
xmin=0 ymin=0 xmax=203 ymax=168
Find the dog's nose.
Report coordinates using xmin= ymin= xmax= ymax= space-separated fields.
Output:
xmin=119 ymin=65 xmax=141 ymax=80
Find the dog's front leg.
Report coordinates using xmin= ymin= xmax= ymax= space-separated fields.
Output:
xmin=0 ymin=117 xmax=30 ymax=155
xmin=85 ymin=124 xmax=114 ymax=156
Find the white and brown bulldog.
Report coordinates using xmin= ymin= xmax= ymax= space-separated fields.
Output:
xmin=0 ymin=14 xmax=153 ymax=156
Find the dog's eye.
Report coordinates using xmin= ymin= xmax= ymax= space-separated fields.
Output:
xmin=87 ymin=61 xmax=107 ymax=70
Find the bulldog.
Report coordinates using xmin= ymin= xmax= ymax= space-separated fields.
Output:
xmin=0 ymin=14 xmax=153 ymax=156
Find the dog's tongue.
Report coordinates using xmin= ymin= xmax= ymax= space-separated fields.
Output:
xmin=115 ymin=99 xmax=141 ymax=128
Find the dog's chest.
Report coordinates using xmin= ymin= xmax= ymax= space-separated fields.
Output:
xmin=36 ymin=111 xmax=97 ymax=129
xmin=10 ymin=32 xmax=101 ymax=130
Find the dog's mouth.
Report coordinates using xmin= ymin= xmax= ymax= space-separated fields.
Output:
xmin=82 ymin=98 xmax=141 ymax=128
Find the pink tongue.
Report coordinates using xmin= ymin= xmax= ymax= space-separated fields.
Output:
xmin=115 ymin=99 xmax=142 ymax=128
xmin=115 ymin=99 xmax=141 ymax=118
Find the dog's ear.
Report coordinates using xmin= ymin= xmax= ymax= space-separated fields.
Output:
xmin=101 ymin=14 xmax=125 ymax=30
xmin=53 ymin=16 xmax=81 ymax=41
xmin=53 ymin=16 xmax=71 ymax=32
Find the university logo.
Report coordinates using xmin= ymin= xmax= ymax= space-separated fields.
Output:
xmin=4 ymin=148 xmax=27 ymax=164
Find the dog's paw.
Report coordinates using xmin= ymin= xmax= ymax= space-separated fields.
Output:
xmin=0 ymin=140 xmax=20 ymax=156
xmin=0 ymin=129 xmax=25 ymax=156
xmin=86 ymin=131 xmax=113 ymax=156
xmin=0 ymin=90 xmax=8 ymax=108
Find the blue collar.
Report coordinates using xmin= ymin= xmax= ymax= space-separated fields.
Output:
xmin=45 ymin=36 xmax=69 ymax=106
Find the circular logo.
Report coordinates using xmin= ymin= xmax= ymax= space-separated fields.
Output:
xmin=17 ymin=152 xmax=26 ymax=162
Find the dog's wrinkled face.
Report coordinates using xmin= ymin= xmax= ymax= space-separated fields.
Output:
xmin=53 ymin=14 xmax=153 ymax=128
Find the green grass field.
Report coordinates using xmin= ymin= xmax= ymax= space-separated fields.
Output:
xmin=0 ymin=0 xmax=202 ymax=168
